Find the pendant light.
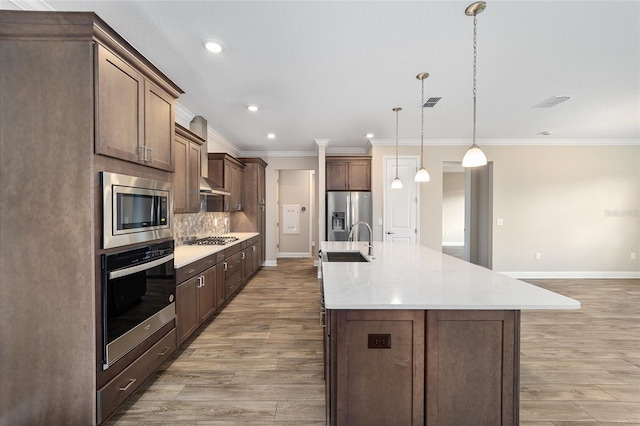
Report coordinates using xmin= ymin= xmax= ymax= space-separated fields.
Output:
xmin=414 ymin=72 xmax=430 ymax=182
xmin=462 ymin=1 xmax=488 ymax=168
xmin=391 ymin=107 xmax=403 ymax=189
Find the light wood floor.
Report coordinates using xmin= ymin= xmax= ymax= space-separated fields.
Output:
xmin=105 ymin=260 xmax=639 ymax=425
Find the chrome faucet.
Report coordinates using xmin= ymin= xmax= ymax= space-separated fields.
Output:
xmin=348 ymin=221 xmax=374 ymax=256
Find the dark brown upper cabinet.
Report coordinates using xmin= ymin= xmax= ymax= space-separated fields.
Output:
xmin=326 ymin=156 xmax=371 ymax=191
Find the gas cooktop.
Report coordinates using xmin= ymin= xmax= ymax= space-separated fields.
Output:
xmin=189 ymin=236 xmax=239 ymax=246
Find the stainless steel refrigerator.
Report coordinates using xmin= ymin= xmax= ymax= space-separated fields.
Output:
xmin=326 ymin=192 xmax=373 ymax=241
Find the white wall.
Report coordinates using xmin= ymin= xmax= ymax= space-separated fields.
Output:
xmin=372 ymin=143 xmax=639 ymax=276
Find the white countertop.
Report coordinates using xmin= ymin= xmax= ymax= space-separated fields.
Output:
xmin=320 ymin=241 xmax=580 ymax=310
xmin=174 ymin=232 xmax=259 ymax=268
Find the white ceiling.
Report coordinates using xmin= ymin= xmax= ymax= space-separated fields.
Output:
xmin=10 ymin=0 xmax=640 ymax=154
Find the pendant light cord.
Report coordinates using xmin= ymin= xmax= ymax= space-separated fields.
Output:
xmin=472 ymin=13 xmax=478 ymax=147
xmin=395 ymin=108 xmax=400 ymax=179
xmin=420 ymin=77 xmax=425 ymax=167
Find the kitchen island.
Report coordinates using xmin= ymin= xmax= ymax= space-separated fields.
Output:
xmin=320 ymin=241 xmax=579 ymax=426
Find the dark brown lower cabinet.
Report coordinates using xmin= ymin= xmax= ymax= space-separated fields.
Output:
xmin=176 ymin=264 xmax=219 ymax=346
xmin=326 ymin=309 xmax=520 ymax=426
xmin=97 ymin=329 xmax=176 ymax=424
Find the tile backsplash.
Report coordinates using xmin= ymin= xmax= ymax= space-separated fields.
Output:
xmin=173 ymin=197 xmax=229 ymax=246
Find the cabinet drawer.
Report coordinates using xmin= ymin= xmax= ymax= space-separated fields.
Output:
xmin=225 ymin=270 xmax=243 ymax=297
xmin=176 ymin=253 xmax=218 ymax=283
xmin=224 ymin=251 xmax=243 ymax=279
xmin=97 ymin=328 xmax=176 ymax=424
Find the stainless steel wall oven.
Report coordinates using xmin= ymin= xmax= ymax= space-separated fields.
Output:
xmin=101 ymin=240 xmax=175 ymax=370
xmin=101 ymin=172 xmax=172 ymax=249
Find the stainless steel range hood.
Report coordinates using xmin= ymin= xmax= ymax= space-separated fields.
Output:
xmin=200 ymin=177 xmax=230 ymax=196
xmin=190 ymin=115 xmax=230 ymax=197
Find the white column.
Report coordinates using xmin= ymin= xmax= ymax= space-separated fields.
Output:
xmin=315 ymin=139 xmax=328 ymax=263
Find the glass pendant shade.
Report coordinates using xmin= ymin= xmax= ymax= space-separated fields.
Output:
xmin=391 ymin=177 xmax=403 ymax=189
xmin=462 ymin=144 xmax=487 ymax=167
xmin=414 ymin=167 xmax=430 ymax=182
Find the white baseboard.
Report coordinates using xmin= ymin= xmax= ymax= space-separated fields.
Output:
xmin=499 ymin=271 xmax=640 ymax=279
xmin=442 ymin=242 xmax=464 ymax=247
xmin=263 ymin=260 xmax=277 ymax=267
xmin=278 ymin=252 xmax=311 ymax=258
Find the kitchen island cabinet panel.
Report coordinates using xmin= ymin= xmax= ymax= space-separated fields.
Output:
xmin=335 ymin=310 xmax=425 ymax=426
xmin=426 ymin=310 xmax=519 ymax=425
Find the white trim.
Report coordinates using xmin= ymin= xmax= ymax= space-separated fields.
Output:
xmin=500 ymin=271 xmax=640 ymax=279
xmin=263 ymin=260 xmax=277 ymax=267
xmin=278 ymin=252 xmax=312 ymax=258
xmin=370 ymin=138 xmax=640 ymax=147
xmin=175 ymin=102 xmax=195 ymax=124
xmin=442 ymin=242 xmax=464 ymax=247
xmin=9 ymin=0 xmax=54 ymax=10
xmin=240 ymin=150 xmax=318 ymax=157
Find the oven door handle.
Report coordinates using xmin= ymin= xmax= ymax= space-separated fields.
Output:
xmin=109 ymin=253 xmax=174 ymax=280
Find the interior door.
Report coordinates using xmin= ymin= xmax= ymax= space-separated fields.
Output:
xmin=385 ymin=156 xmax=418 ymax=244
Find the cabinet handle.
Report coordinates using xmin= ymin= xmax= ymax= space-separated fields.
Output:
xmin=119 ymin=378 xmax=136 ymax=392
xmin=158 ymin=346 xmax=171 ymax=356
xmin=137 ymin=146 xmax=146 ymax=161
xmin=252 ymin=246 xmax=256 ymax=252
xmin=147 ymin=147 xmax=153 ymax=163
xmin=223 ymin=262 xmax=228 ymax=271
xmin=320 ymin=309 xmax=326 ymax=327
xmin=241 ymin=252 xmax=245 ymax=260
xmin=201 ymin=275 xmax=206 ymax=287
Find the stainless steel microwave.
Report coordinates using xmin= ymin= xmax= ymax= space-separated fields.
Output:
xmin=101 ymin=172 xmax=173 ymax=249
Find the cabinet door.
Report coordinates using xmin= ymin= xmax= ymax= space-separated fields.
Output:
xmin=326 ymin=162 xmax=348 ymax=190
xmin=198 ymin=267 xmax=216 ymax=323
xmin=144 ymin=80 xmax=174 ymax=171
xmin=173 ymin=134 xmax=188 ymax=214
xmin=214 ymin=263 xmax=225 ymax=309
xmin=259 ymin=205 xmax=266 ymax=265
xmin=176 ymin=277 xmax=199 ymax=345
xmin=257 ymin=163 xmax=266 ymax=205
xmin=187 ymin=140 xmax=201 ymax=212
xmin=348 ymin=161 xmax=371 ymax=191
xmin=241 ymin=248 xmax=252 ymax=282
xmin=425 ymin=310 xmax=519 ymax=425
xmin=95 ymin=44 xmax=144 ymax=164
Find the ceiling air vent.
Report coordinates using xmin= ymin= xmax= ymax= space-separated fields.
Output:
xmin=423 ymin=97 xmax=442 ymax=108
xmin=532 ymin=96 xmax=570 ymax=108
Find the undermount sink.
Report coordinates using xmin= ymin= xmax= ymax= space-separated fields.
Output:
xmin=322 ymin=251 xmax=370 ymax=263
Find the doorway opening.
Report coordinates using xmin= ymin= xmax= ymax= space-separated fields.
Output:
xmin=277 ymin=169 xmax=315 ymax=258
xmin=442 ymin=161 xmax=493 ymax=268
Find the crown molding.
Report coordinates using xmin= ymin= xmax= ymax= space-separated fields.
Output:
xmin=370 ymin=138 xmax=640 ymax=146
xmin=8 ymin=0 xmax=54 ymax=10
xmin=175 ymin=102 xmax=195 ymax=124
xmin=239 ymin=150 xmax=317 ymax=157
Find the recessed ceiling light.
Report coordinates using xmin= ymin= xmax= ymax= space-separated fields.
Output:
xmin=203 ymin=39 xmax=224 ymax=53
xmin=365 ymin=133 xmax=374 ymax=139
xmin=247 ymin=105 xmax=259 ymax=112
xmin=267 ymin=133 xmax=276 ymax=139
xmin=532 ymin=96 xmax=570 ymax=108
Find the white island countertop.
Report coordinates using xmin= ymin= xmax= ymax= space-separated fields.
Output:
xmin=174 ymin=232 xmax=259 ymax=268
xmin=320 ymin=241 xmax=580 ymax=310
